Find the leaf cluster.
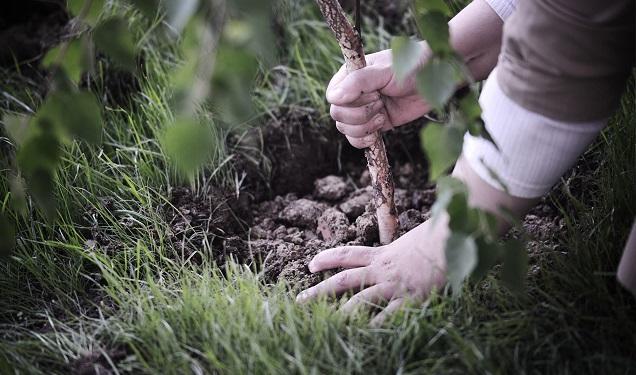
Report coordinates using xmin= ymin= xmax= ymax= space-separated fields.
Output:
xmin=0 ymin=0 xmax=276 ymax=253
xmin=391 ymin=0 xmax=528 ymax=294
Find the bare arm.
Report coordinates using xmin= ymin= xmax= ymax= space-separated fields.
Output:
xmin=449 ymin=0 xmax=505 ymax=81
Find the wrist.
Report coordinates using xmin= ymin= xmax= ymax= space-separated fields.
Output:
xmin=452 ymin=156 xmax=537 ymax=235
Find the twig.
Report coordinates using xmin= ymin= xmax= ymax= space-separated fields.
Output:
xmin=315 ymin=0 xmax=398 ymax=244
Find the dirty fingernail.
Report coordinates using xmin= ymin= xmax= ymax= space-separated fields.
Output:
xmin=373 ymin=114 xmax=385 ymax=126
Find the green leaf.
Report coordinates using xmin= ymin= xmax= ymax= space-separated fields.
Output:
xmin=93 ymin=18 xmax=137 ymax=71
xmin=459 ymin=90 xmax=482 ymax=123
xmin=413 ymin=0 xmax=451 ymax=16
xmin=2 ymin=114 xmax=31 ymax=145
xmin=17 ymin=131 xmax=61 ymax=220
xmin=67 ymin=0 xmax=105 ymax=26
xmin=161 ymin=117 xmax=215 ymax=180
xmin=0 ymin=213 xmax=15 ymax=258
xmin=421 ymin=123 xmax=464 ymax=180
xmin=210 ymin=44 xmax=259 ymax=123
xmin=417 ymin=12 xmax=451 ymax=55
xmin=126 ymin=0 xmax=160 ymax=19
xmin=17 ymin=129 xmax=62 ymax=175
xmin=446 ymin=194 xmax=480 ymax=233
xmin=501 ymin=239 xmax=528 ymax=292
xmin=391 ymin=37 xmax=421 ymax=83
xmin=445 ymin=233 xmax=478 ymax=295
xmin=38 ymin=90 xmax=103 ymax=144
xmin=42 ymin=38 xmax=89 ymax=83
xmin=30 ymin=168 xmax=58 ymax=221
xmin=169 ymin=18 xmax=202 ymax=111
xmin=470 ymin=237 xmax=502 ymax=281
xmin=9 ymin=175 xmax=27 ymax=216
xmin=430 ymin=176 xmax=466 ymax=220
xmin=416 ymin=57 xmax=460 ymax=109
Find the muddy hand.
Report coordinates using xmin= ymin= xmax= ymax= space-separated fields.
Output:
xmin=326 ymin=48 xmax=432 ymax=149
xmin=296 ymin=216 xmax=449 ymax=326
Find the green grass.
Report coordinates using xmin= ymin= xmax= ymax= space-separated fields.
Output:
xmin=1 ymin=1 xmax=635 ymax=374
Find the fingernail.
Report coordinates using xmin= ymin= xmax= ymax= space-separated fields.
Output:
xmin=373 ymin=114 xmax=385 ymax=126
xmin=308 ymin=261 xmax=316 ymax=273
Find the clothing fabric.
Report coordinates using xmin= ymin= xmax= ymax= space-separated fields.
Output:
xmin=463 ymin=68 xmax=606 ymax=199
xmin=496 ymin=0 xmax=635 ymax=122
xmin=477 ymin=0 xmax=636 ymax=295
xmin=484 ymin=0 xmax=516 ymax=21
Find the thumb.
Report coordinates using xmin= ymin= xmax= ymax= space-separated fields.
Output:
xmin=326 ymin=65 xmax=392 ymax=105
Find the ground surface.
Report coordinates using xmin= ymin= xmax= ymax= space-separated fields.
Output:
xmin=1 ymin=1 xmax=635 ymax=374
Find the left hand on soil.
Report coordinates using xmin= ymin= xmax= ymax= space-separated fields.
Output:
xmin=296 ymin=217 xmax=449 ymax=326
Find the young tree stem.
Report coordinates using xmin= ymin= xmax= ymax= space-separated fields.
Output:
xmin=315 ymin=0 xmax=398 ymax=244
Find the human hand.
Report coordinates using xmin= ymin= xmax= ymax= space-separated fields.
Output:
xmin=326 ymin=44 xmax=432 ymax=148
xmin=296 ymin=215 xmax=449 ymax=326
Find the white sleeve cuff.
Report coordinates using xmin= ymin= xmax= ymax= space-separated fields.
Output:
xmin=462 ymin=68 xmax=606 ymax=199
xmin=484 ymin=0 xmax=517 ymax=21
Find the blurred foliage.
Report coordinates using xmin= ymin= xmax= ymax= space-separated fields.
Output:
xmin=93 ymin=17 xmax=138 ymax=71
xmin=0 ymin=0 xmax=276 ymax=249
xmin=391 ymin=0 xmax=528 ymax=294
xmin=391 ymin=37 xmax=421 ymax=83
xmin=1 ymin=0 xmax=525 ymax=294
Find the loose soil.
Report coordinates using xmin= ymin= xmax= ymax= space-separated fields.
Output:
xmin=168 ymin=117 xmax=564 ymax=289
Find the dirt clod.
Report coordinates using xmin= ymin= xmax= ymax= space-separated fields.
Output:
xmin=317 ymin=208 xmax=355 ymax=243
xmin=339 ymin=187 xmax=373 ymax=220
xmin=399 ymin=209 xmax=424 ymax=231
xmin=278 ymin=198 xmax=328 ymax=228
xmin=355 ymin=211 xmax=379 ymax=244
xmin=314 ymin=175 xmax=349 ymax=201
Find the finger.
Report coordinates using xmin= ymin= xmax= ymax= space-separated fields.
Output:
xmin=296 ymin=267 xmax=374 ymax=303
xmin=370 ymin=298 xmax=406 ymax=327
xmin=330 ymin=100 xmax=384 ymax=125
xmin=341 ymin=92 xmax=382 ymax=107
xmin=346 ymin=134 xmax=377 ymax=149
xmin=328 ymin=82 xmax=381 ymax=108
xmin=340 ymin=283 xmax=395 ymax=314
xmin=327 ymin=64 xmax=348 ymax=91
xmin=336 ymin=115 xmax=386 ymax=138
xmin=308 ymin=246 xmax=377 ymax=273
xmin=326 ymin=65 xmax=392 ymax=105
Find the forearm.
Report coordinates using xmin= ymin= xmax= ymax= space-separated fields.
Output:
xmin=446 ymin=0 xmax=505 ymax=81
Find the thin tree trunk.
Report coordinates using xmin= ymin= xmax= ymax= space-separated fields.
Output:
xmin=315 ymin=0 xmax=398 ymax=245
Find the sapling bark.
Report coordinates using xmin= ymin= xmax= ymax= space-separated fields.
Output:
xmin=315 ymin=0 xmax=398 ymax=244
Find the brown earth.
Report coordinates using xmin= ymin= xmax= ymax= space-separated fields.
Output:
xmin=167 ymin=116 xmax=564 ymax=290
xmin=166 ymin=116 xmax=438 ymax=287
